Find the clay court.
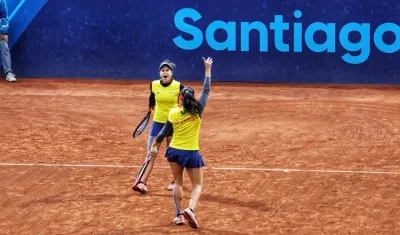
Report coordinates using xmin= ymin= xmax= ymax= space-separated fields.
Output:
xmin=0 ymin=78 xmax=399 ymax=235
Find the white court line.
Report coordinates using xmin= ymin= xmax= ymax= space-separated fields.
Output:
xmin=0 ymin=162 xmax=399 ymax=175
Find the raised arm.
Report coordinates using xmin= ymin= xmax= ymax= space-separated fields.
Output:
xmin=198 ymin=57 xmax=213 ymax=112
xmin=198 ymin=76 xmax=211 ymax=110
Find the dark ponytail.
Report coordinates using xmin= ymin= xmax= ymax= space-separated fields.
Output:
xmin=181 ymin=87 xmax=203 ymax=116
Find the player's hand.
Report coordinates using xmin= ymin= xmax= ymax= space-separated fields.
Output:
xmin=202 ymin=57 xmax=213 ymax=70
xmin=150 ymin=142 xmax=160 ymax=157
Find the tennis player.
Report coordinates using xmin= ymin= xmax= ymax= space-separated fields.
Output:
xmin=132 ymin=59 xmax=184 ymax=194
xmin=149 ymin=56 xmax=213 ymax=229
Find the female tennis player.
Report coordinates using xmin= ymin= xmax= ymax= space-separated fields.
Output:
xmin=149 ymin=56 xmax=213 ymax=229
xmin=132 ymin=59 xmax=184 ymax=194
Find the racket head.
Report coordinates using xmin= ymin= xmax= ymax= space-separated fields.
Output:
xmin=132 ymin=112 xmax=151 ymax=138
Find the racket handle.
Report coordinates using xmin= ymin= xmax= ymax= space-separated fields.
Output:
xmin=151 ymin=146 xmax=158 ymax=153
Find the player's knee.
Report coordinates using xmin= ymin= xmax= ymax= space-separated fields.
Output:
xmin=191 ymin=178 xmax=203 ymax=187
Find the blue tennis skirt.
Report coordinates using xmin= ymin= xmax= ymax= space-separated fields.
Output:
xmin=165 ymin=147 xmax=205 ymax=168
xmin=149 ymin=121 xmax=173 ymax=137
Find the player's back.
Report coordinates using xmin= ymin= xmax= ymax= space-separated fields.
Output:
xmin=168 ymin=107 xmax=201 ymax=151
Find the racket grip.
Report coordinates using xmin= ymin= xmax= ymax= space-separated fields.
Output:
xmin=151 ymin=146 xmax=158 ymax=153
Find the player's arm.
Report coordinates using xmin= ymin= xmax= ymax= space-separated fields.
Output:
xmin=198 ymin=57 xmax=212 ymax=111
xmin=148 ymin=83 xmax=155 ymax=112
xmin=198 ymin=75 xmax=211 ymax=111
xmin=150 ymin=120 xmax=173 ymax=154
xmin=155 ymin=121 xmax=173 ymax=144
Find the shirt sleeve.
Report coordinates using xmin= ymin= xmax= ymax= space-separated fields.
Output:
xmin=198 ymin=76 xmax=211 ymax=114
xmin=149 ymin=82 xmax=155 ymax=108
xmin=155 ymin=120 xmax=173 ymax=143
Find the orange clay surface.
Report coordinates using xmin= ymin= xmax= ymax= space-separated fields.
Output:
xmin=0 ymin=78 xmax=399 ymax=235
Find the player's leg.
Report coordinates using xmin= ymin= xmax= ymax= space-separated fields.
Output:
xmin=186 ymin=167 xmax=203 ymax=212
xmin=141 ymin=126 xmax=173 ymax=188
xmin=140 ymin=121 xmax=165 ymax=183
xmin=140 ymin=135 xmax=158 ymax=183
xmin=169 ymin=161 xmax=185 ymax=225
xmin=132 ymin=122 xmax=161 ymax=193
xmin=182 ymin=151 xmax=204 ymax=229
xmin=132 ymin=135 xmax=157 ymax=193
xmin=165 ymin=136 xmax=175 ymax=191
xmin=182 ymin=167 xmax=203 ymax=229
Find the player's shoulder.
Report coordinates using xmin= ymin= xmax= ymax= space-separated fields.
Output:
xmin=171 ymin=106 xmax=181 ymax=112
xmin=171 ymin=78 xmax=182 ymax=85
xmin=151 ymin=79 xmax=163 ymax=89
xmin=168 ymin=107 xmax=181 ymax=115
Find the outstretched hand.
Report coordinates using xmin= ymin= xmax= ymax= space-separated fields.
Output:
xmin=202 ymin=57 xmax=213 ymax=70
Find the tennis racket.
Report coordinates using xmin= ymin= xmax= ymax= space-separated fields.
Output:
xmin=132 ymin=111 xmax=151 ymax=138
xmin=132 ymin=146 xmax=158 ymax=190
xmin=132 ymin=152 xmax=152 ymax=189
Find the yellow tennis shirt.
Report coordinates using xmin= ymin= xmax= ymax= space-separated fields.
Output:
xmin=152 ymin=80 xmax=181 ymax=123
xmin=168 ymin=107 xmax=201 ymax=150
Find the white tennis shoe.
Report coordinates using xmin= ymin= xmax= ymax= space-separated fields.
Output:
xmin=183 ymin=208 xmax=199 ymax=229
xmin=173 ymin=214 xmax=185 ymax=225
xmin=6 ymin=73 xmax=16 ymax=82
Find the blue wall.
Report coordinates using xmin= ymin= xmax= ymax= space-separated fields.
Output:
xmin=7 ymin=0 xmax=400 ymax=84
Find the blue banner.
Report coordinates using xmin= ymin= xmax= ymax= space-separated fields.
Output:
xmin=7 ymin=0 xmax=400 ymax=84
xmin=7 ymin=0 xmax=48 ymax=48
